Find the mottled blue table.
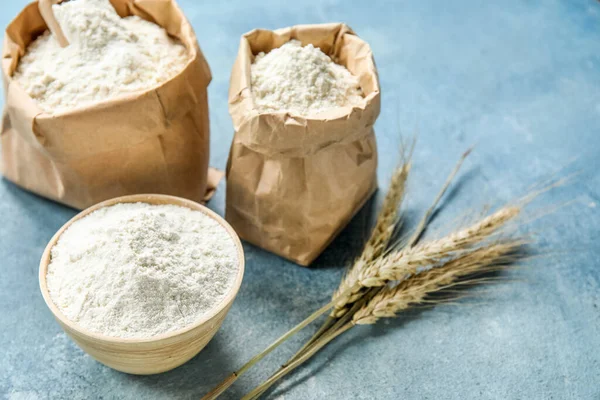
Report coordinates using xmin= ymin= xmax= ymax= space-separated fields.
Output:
xmin=1 ymin=1 xmax=599 ymax=399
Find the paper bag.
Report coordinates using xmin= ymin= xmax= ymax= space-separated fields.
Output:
xmin=1 ymin=0 xmax=214 ymax=210
xmin=226 ymin=23 xmax=380 ymax=266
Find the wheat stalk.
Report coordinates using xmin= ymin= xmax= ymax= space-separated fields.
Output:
xmin=207 ymin=209 xmax=522 ymax=400
xmin=285 ymin=148 xmax=471 ymax=371
xmin=242 ymin=240 xmax=525 ymax=400
xmin=202 ymin=147 xmax=529 ymax=400
xmin=204 ymin=206 xmax=519 ymax=400
xmin=243 ymin=217 xmax=521 ymax=400
xmin=201 ymin=159 xmax=412 ymax=400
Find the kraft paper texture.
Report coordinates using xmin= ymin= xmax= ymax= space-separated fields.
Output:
xmin=1 ymin=0 xmax=216 ymax=210
xmin=226 ymin=23 xmax=380 ymax=266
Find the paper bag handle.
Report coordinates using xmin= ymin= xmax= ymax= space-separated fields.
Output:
xmin=38 ymin=0 xmax=69 ymax=48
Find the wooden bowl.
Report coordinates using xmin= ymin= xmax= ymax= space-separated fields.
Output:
xmin=39 ymin=194 xmax=245 ymax=375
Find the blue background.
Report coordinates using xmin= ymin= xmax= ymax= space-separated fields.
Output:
xmin=1 ymin=0 xmax=599 ymax=399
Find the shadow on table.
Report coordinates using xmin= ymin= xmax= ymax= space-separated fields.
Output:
xmin=1 ymin=177 xmax=74 ymax=212
xmin=310 ymin=190 xmax=382 ymax=270
xmin=114 ymin=332 xmax=236 ymax=398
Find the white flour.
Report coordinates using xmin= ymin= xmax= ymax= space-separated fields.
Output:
xmin=46 ymin=203 xmax=239 ymax=338
xmin=251 ymin=40 xmax=363 ymax=115
xmin=14 ymin=0 xmax=189 ymax=113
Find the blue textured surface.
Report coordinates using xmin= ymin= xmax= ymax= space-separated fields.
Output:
xmin=1 ymin=1 xmax=600 ymax=399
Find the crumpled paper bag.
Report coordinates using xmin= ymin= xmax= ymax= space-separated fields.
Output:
xmin=1 ymin=0 xmax=217 ymax=209
xmin=226 ymin=23 xmax=380 ymax=266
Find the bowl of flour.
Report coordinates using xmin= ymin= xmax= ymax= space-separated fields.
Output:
xmin=39 ymin=194 xmax=245 ymax=375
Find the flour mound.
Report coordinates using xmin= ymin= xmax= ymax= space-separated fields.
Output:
xmin=46 ymin=203 xmax=239 ymax=338
xmin=250 ymin=40 xmax=363 ymax=115
xmin=14 ymin=0 xmax=189 ymax=113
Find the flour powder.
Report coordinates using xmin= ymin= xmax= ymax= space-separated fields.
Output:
xmin=14 ymin=0 xmax=189 ymax=113
xmin=46 ymin=203 xmax=239 ymax=338
xmin=250 ymin=40 xmax=364 ymax=115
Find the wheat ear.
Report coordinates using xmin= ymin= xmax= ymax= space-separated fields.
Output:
xmin=332 ymin=205 xmax=520 ymax=308
xmin=332 ymin=162 xmax=410 ymax=315
xmin=353 ymin=241 xmax=523 ymax=324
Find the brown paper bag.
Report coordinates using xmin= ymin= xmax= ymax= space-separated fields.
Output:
xmin=0 ymin=0 xmax=215 ymax=210
xmin=226 ymin=23 xmax=380 ymax=266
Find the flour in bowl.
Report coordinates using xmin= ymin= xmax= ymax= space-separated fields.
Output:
xmin=251 ymin=40 xmax=364 ymax=115
xmin=46 ymin=203 xmax=239 ymax=338
xmin=14 ymin=0 xmax=189 ymax=113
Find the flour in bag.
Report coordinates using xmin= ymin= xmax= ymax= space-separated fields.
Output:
xmin=14 ymin=0 xmax=189 ymax=113
xmin=251 ymin=40 xmax=364 ymax=115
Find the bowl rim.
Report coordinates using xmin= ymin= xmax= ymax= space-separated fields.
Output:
xmin=38 ymin=193 xmax=245 ymax=344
